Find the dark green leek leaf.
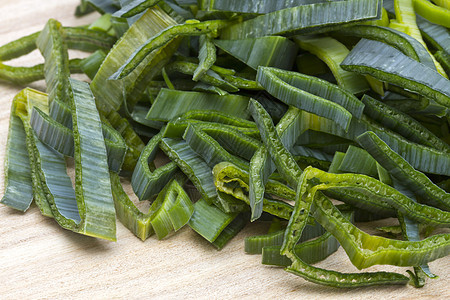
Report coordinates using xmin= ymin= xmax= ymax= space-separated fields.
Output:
xmin=220 ymin=0 xmax=381 ymax=39
xmin=145 ymin=89 xmax=250 ymax=122
xmin=214 ymin=36 xmax=298 ymax=70
xmin=341 ymin=39 xmax=450 ymax=109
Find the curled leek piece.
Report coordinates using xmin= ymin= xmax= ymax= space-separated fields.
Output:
xmin=280 ymin=170 xmax=410 ymax=287
xmin=340 ymin=38 xmax=450 ymax=109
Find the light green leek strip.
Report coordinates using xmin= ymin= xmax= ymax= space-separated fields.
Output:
xmin=131 ymin=132 xmax=178 ymax=200
xmin=113 ymin=0 xmax=162 ymax=18
xmin=280 ymin=170 xmax=409 ymax=287
xmin=165 ymin=61 xmax=238 ymax=92
xmin=220 ymin=0 xmax=381 ymax=39
xmin=293 ymin=35 xmax=369 ymax=95
xmin=193 ymin=34 xmax=217 ymax=81
xmin=416 ymin=16 xmax=450 ymax=55
xmin=213 ymin=162 xmax=296 ymax=221
xmin=303 ymin=111 xmax=450 ymax=176
xmin=13 ymin=88 xmax=53 ymax=217
xmin=69 ymin=78 xmax=117 ymax=241
xmin=111 ymin=19 xmax=231 ymax=80
xmin=336 ymin=25 xmax=436 ymax=70
xmin=248 ymin=106 xmax=305 ymax=221
xmin=248 ymin=99 xmax=302 ymax=189
xmin=182 ymin=123 xmax=251 ymax=171
xmin=188 ymin=198 xmax=239 ymax=243
xmin=35 ymin=19 xmax=71 ymax=105
xmin=357 ymin=131 xmax=450 ymax=211
xmin=260 ymin=64 xmax=354 ymax=125
xmin=91 ymin=7 xmax=179 ymax=114
xmin=413 ymin=0 xmax=450 ymax=28
xmin=160 ymin=138 xmax=217 ymax=204
xmin=29 ymin=107 xmax=127 ymax=173
xmin=145 ymin=89 xmax=250 ymax=122
xmin=0 ymin=58 xmax=83 ymax=86
xmin=361 ymin=94 xmax=450 ymax=153
xmin=0 ymin=109 xmax=34 ymax=211
xmin=149 ymin=179 xmax=194 ymax=239
xmin=337 ymin=145 xmax=378 ymax=177
xmin=341 ymin=39 xmax=450 ymax=110
xmin=214 ymin=36 xmax=298 ymax=71
xmin=209 ymin=0 xmax=332 ymax=13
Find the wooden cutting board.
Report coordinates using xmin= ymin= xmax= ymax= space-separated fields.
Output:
xmin=0 ymin=1 xmax=448 ymax=298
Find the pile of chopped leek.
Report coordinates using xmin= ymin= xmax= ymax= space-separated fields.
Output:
xmin=1 ymin=0 xmax=450 ymax=289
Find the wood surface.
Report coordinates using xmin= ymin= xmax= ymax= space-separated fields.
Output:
xmin=0 ymin=1 xmax=448 ymax=298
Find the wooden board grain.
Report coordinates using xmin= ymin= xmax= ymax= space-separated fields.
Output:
xmin=0 ymin=1 xmax=449 ymax=298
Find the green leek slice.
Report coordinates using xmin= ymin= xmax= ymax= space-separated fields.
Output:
xmin=111 ymin=19 xmax=231 ymax=79
xmin=91 ymin=7 xmax=179 ymax=114
xmin=214 ymin=36 xmax=298 ymax=70
xmin=357 ymin=131 xmax=450 ymax=210
xmin=145 ymin=89 xmax=250 ymax=122
xmin=113 ymin=0 xmax=162 ymax=18
xmin=293 ymin=35 xmax=369 ymax=95
xmin=193 ymin=34 xmax=217 ymax=81
xmin=220 ymin=0 xmax=382 ymax=39
xmin=131 ymin=132 xmax=179 ymax=200
xmin=0 ymin=110 xmax=33 ymax=211
xmin=341 ymin=38 xmax=450 ymax=109
xmin=257 ymin=67 xmax=364 ymax=131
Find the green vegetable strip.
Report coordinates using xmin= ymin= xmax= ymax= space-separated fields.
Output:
xmin=13 ymin=88 xmax=54 ymax=217
xmin=293 ymin=35 xmax=369 ymax=95
xmin=131 ymin=132 xmax=179 ymax=200
xmin=362 ymin=94 xmax=450 ymax=152
xmin=150 ymin=179 xmax=194 ymax=239
xmin=245 ymin=230 xmax=286 ymax=254
xmin=338 ymin=145 xmax=378 ymax=177
xmin=213 ymin=162 xmax=295 ymax=221
xmin=111 ymin=19 xmax=231 ymax=79
xmin=146 ymin=89 xmax=250 ymax=122
xmin=313 ymin=190 xmax=450 ymax=269
xmin=91 ymin=7 xmax=178 ymax=114
xmin=215 ymin=191 xmax=249 ymax=213
xmin=63 ymin=27 xmax=117 ymax=52
xmin=220 ymin=0 xmax=381 ymax=39
xmin=113 ymin=0 xmax=162 ymax=18
xmin=165 ymin=61 xmax=238 ymax=92
xmin=302 ymin=167 xmax=450 ymax=227
xmin=188 ymin=198 xmax=239 ymax=243
xmin=0 ymin=59 xmax=83 ymax=86
xmin=357 ymin=131 xmax=450 ymax=211
xmin=211 ymin=213 xmax=247 ymax=250
xmin=36 ymin=19 xmax=71 ymax=105
xmin=111 ymin=171 xmax=156 ymax=241
xmin=416 ymin=16 xmax=450 ymax=55
xmin=413 ymin=0 xmax=450 ymax=28
xmin=0 ymin=31 xmax=40 ymax=61
xmin=188 ymin=122 xmax=261 ymax=162
xmin=161 ymin=138 xmax=217 ymax=204
xmin=281 ymin=169 xmax=409 ymax=287
xmin=214 ymin=36 xmax=298 ymax=71
xmin=262 ymin=231 xmax=340 ymax=267
xmin=341 ymin=39 xmax=450 ymax=109
xmin=248 ymin=99 xmax=302 ymax=188
xmin=183 ymin=123 xmax=250 ymax=170
xmin=257 ymin=67 xmax=363 ymax=131
xmin=210 ymin=0 xmax=333 ymax=13
xmin=80 ymin=50 xmax=107 ymax=80
xmin=301 ymin=111 xmax=450 ymax=176
xmin=435 ymin=51 xmax=450 ymax=77
xmin=336 ymin=25 xmax=436 ymax=70
xmin=0 ymin=111 xmax=34 ymax=211
xmin=70 ymin=79 xmax=116 ymax=241
xmin=33 ymin=135 xmax=81 ymax=226
xmin=30 ymin=107 xmax=127 ymax=173
xmin=193 ymin=34 xmax=217 ymax=81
